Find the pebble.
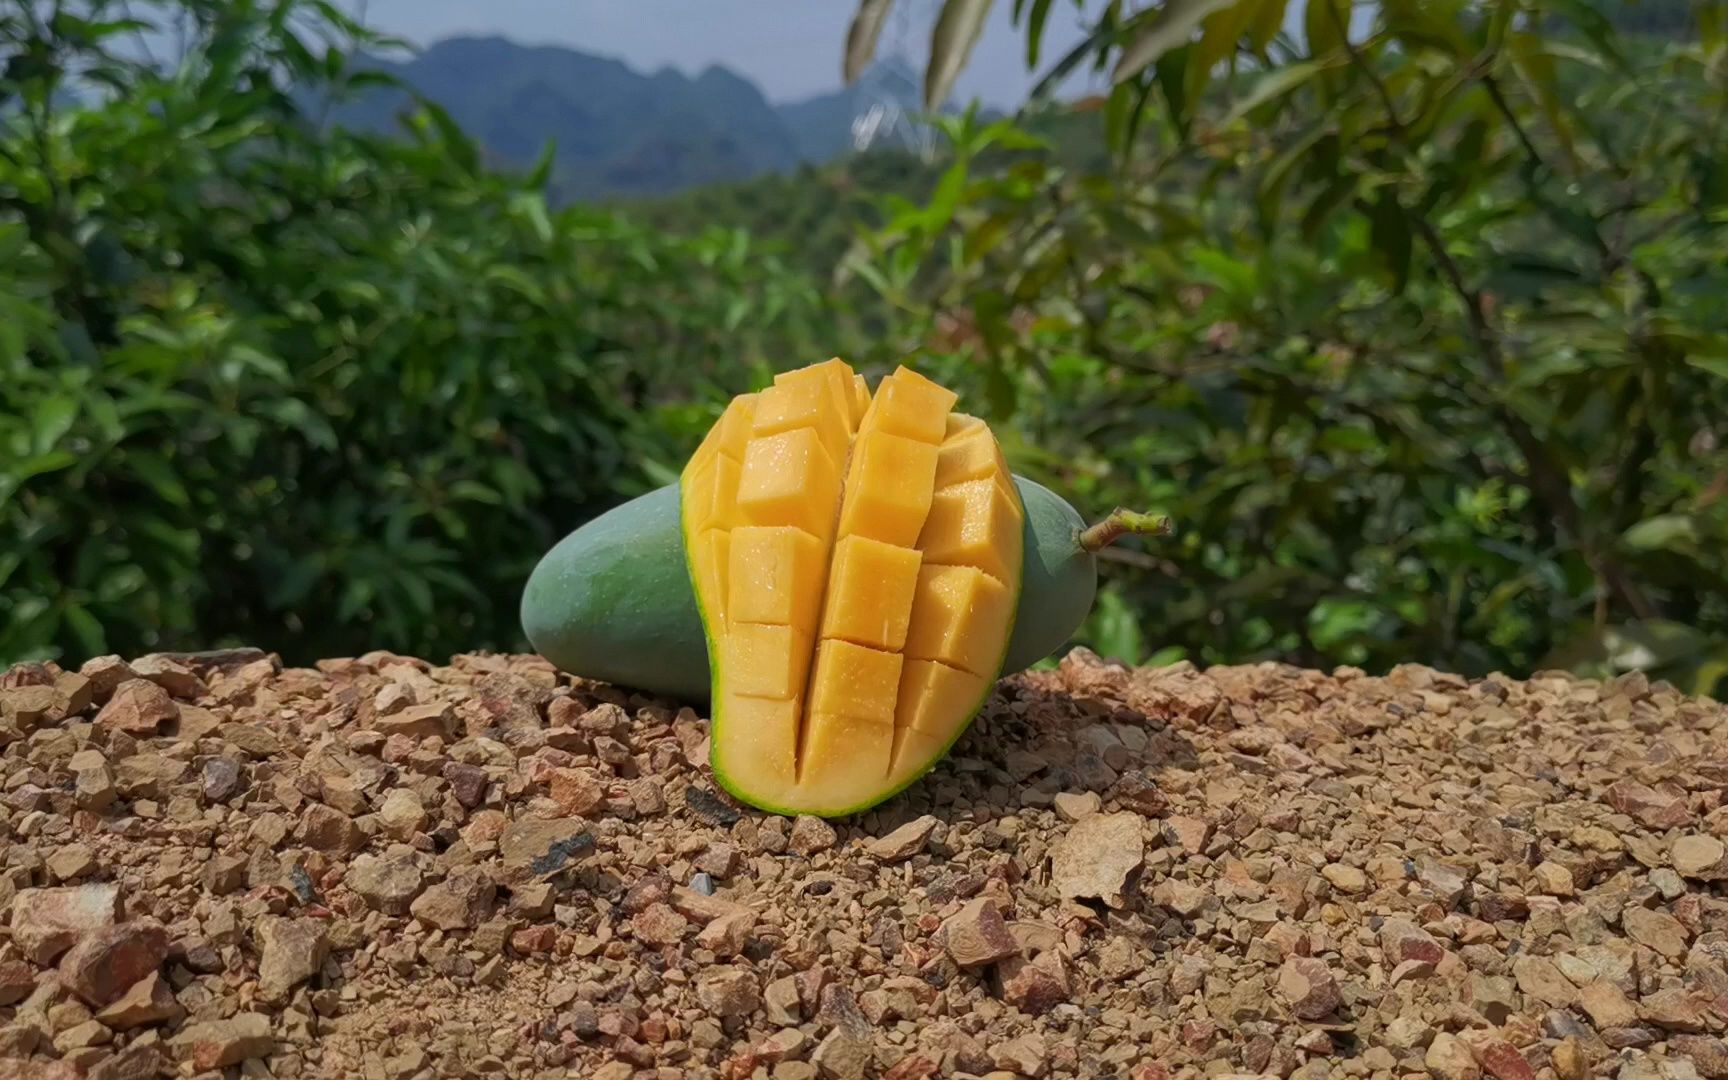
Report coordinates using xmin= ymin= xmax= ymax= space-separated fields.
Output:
xmin=866 ymin=815 xmax=939 ymax=861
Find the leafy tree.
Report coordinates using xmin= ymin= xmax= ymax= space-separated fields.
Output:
xmin=841 ymin=0 xmax=1728 ymax=689
xmin=0 ymin=0 xmax=827 ymax=665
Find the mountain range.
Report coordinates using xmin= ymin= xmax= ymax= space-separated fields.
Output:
xmin=325 ymin=36 xmax=940 ymax=200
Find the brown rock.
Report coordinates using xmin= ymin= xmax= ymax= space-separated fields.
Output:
xmin=1623 ymin=905 xmax=1690 ymax=958
xmin=1674 ymin=835 xmax=1728 ymax=880
xmin=0 ymin=962 xmax=33 ymax=1006
xmin=171 ymin=1012 xmax=273 ymax=1069
xmin=10 ymin=883 xmax=122 ymax=964
xmin=1670 ymin=1036 xmax=1728 ymax=1080
xmin=695 ymin=910 xmax=755 ymax=957
xmin=59 ymin=920 xmax=169 ymax=1007
xmin=546 ymin=767 xmax=604 ymax=816
xmin=298 ymin=802 xmax=362 ymax=852
xmin=1426 ymin=1032 xmax=1482 ymax=1080
xmin=789 ymin=815 xmax=838 ymax=855
xmin=1579 ymin=981 xmax=1638 ymax=1029
xmin=1277 ymin=957 xmax=1342 ymax=1020
xmin=374 ymin=702 xmax=454 ymax=739
xmin=1049 ymin=811 xmax=1142 ymax=908
xmin=1639 ymin=986 xmax=1707 ymax=1032
xmin=1606 ymin=779 xmax=1692 ymax=828
xmin=997 ymin=951 xmax=1070 ymax=1014
xmin=378 ymin=788 xmax=427 ymax=839
xmin=0 ymin=684 xmax=67 ymax=730
xmin=866 ymin=815 xmax=938 ymax=861
xmin=86 ymin=1043 xmax=166 ymax=1080
xmin=1512 ymin=955 xmax=1576 ymax=1007
xmin=95 ymin=679 xmax=178 ymax=735
xmin=993 ymin=1034 xmax=1048 ymax=1077
xmin=631 ymin=903 xmax=690 ymax=946
xmin=1380 ymin=918 xmax=1447 ymax=965
xmin=1532 ymin=860 xmax=1575 ymax=896
xmin=1322 ymin=863 xmax=1369 ymax=894
xmin=410 ymin=867 xmax=496 ymax=930
xmin=78 ymin=656 xmax=138 ymax=704
xmin=1461 ymin=1030 xmax=1537 ymax=1080
xmin=940 ymin=898 xmax=1017 ymax=968
xmin=130 ymin=654 xmax=207 ymax=698
xmin=697 ymin=968 xmax=760 ymax=1019
xmin=256 ymin=917 xmax=328 ymax=1001
xmin=765 ymin=975 xmax=802 ymax=1025
xmin=1551 ymin=1038 xmax=1589 ymax=1080
xmin=1052 ymin=791 xmax=1101 ymax=822
xmin=499 ymin=817 xmax=591 ymax=877
xmin=812 ymin=1029 xmax=870 ymax=1080
xmin=344 ymin=853 xmax=425 ymax=915
xmin=93 ymin=972 xmax=182 ymax=1030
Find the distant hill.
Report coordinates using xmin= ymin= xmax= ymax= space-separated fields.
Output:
xmin=323 ymin=37 xmax=940 ymax=200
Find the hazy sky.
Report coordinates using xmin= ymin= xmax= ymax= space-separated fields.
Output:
xmin=350 ymin=0 xmax=1101 ymax=106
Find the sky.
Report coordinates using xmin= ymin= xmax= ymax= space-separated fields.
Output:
xmin=346 ymin=0 xmax=1101 ymax=106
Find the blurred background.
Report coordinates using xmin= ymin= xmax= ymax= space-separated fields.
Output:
xmin=3 ymin=0 xmax=1726 ymax=693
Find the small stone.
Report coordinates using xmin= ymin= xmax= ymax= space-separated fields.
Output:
xmin=997 ymin=952 xmax=1070 ymax=1014
xmin=1670 ymin=1036 xmax=1728 ymax=1080
xmin=499 ymin=817 xmax=592 ymax=877
xmin=79 ymin=656 xmax=138 ymax=703
xmin=697 ymin=968 xmax=760 ymax=1019
xmin=0 ymin=962 xmax=34 ymax=1006
xmin=1462 ymin=1030 xmax=1538 ymax=1080
xmin=1553 ymin=1038 xmax=1589 ymax=1080
xmin=812 ymin=1029 xmax=870 ymax=1080
xmin=344 ymin=853 xmax=425 ymax=915
xmin=297 ymin=802 xmax=361 ymax=852
xmin=1513 ymin=955 xmax=1577 ymax=1007
xmin=130 ymin=654 xmax=207 ymax=698
xmin=256 ymin=917 xmax=328 ymax=1001
xmin=1049 ymin=811 xmax=1142 ymax=907
xmin=1152 ymin=878 xmax=1209 ymax=917
xmin=1426 ymin=1032 xmax=1482 ymax=1080
xmin=46 ymin=844 xmax=97 ymax=882
xmin=764 ymin=976 xmax=802 ymax=1026
xmin=93 ymin=972 xmax=182 ymax=1030
xmin=443 ymin=762 xmax=488 ymax=807
xmin=200 ymin=758 xmax=244 ymax=802
xmin=1277 ymin=957 xmax=1342 ymax=1020
xmin=1639 ymin=987 xmax=1707 ymax=1032
xmin=1532 ymin=860 xmax=1575 ymax=896
xmin=940 ymin=898 xmax=1018 ymax=968
xmin=1053 ymin=791 xmax=1101 ymax=822
xmin=1322 ymin=863 xmax=1368 ymax=894
xmin=685 ymin=785 xmax=742 ymax=826
xmin=758 ymin=1028 xmax=810 ymax=1064
xmin=1673 ymin=835 xmax=1728 ymax=880
xmin=546 ymin=768 xmax=604 ymax=816
xmin=86 ymin=1042 xmax=165 ymax=1080
xmin=373 ymin=702 xmax=454 ymax=739
xmin=631 ymin=903 xmax=690 ymax=946
xmin=690 ymin=871 xmax=717 ymax=895
xmin=695 ymin=910 xmax=755 ymax=957
xmin=1623 ymin=905 xmax=1690 ymax=958
xmin=993 ymin=1034 xmax=1048 ymax=1077
xmin=378 ymin=788 xmax=428 ymax=839
xmin=410 ymin=867 xmax=496 ymax=930
xmin=171 ymin=1012 xmax=273 ymax=1070
xmin=94 ymin=679 xmax=177 ymax=735
xmin=1606 ymin=779 xmax=1692 ymax=829
xmin=789 ymin=815 xmax=838 ymax=855
xmin=1380 ymin=917 xmax=1447 ymax=965
xmin=866 ymin=816 xmax=939 ymax=861
xmin=1417 ymin=857 xmax=1471 ymax=907
xmin=58 ymin=920 xmax=169 ymax=1007
xmin=1580 ymin=981 xmax=1639 ymax=1029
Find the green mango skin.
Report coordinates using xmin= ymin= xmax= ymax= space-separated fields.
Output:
xmin=520 ymin=475 xmax=1096 ymax=703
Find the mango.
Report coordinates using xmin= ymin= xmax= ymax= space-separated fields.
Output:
xmin=520 ymin=360 xmax=1165 ymax=816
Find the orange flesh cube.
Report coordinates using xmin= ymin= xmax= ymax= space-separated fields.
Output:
xmin=712 ymin=693 xmax=798 ymax=790
xmin=916 ymin=478 xmax=1022 ymax=583
xmin=836 ymin=431 xmax=937 ymax=547
xmin=863 ymin=368 xmax=958 ymax=444
xmin=820 ymin=535 xmax=922 ymax=651
xmin=807 ymin=639 xmax=902 ymax=726
xmin=894 ymin=660 xmax=987 ymax=738
xmin=752 ymin=375 xmax=851 ymax=468
xmin=683 ymin=358 xmax=1024 ymax=817
xmin=736 ymin=428 xmax=842 ymax=540
xmin=715 ymin=394 xmax=758 ymax=461
xmin=728 ymin=526 xmax=825 ymax=634
xmin=902 ymin=565 xmax=1014 ymax=678
xmin=722 ymin=623 xmax=812 ymax=701
xmin=692 ymin=530 xmax=730 ymax=627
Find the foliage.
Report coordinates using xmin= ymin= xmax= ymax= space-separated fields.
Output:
xmin=0 ymin=0 xmax=827 ymax=666
xmin=843 ymin=1 xmax=1728 ymax=692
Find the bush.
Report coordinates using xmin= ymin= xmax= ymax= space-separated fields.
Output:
xmin=0 ymin=0 xmax=827 ymax=664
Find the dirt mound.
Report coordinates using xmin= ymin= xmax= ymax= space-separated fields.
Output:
xmin=0 ymin=647 xmax=1724 ymax=1080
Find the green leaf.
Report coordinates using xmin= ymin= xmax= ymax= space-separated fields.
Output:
xmin=1304 ymin=0 xmax=1343 ymax=61
xmin=1687 ymin=356 xmax=1728 ymax=380
xmin=845 ymin=0 xmax=896 ymax=84
xmin=1623 ymin=515 xmax=1698 ymax=552
xmin=1025 ymin=0 xmax=1056 ymax=68
xmin=1366 ymin=191 xmax=1412 ymax=293
xmin=1222 ymin=60 xmax=1325 ymax=125
xmin=1246 ymin=0 xmax=1289 ymax=53
xmin=926 ymin=0 xmax=996 ymax=110
xmin=1113 ymin=0 xmax=1236 ymax=84
xmin=31 ymin=396 xmax=79 ymax=455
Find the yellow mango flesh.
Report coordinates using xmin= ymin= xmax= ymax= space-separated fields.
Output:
xmin=681 ymin=360 xmax=1024 ymax=816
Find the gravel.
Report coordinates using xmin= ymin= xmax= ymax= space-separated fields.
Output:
xmin=0 ymin=646 xmax=1722 ymax=1079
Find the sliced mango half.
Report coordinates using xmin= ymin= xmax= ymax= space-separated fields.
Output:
xmin=680 ymin=358 xmax=1024 ymax=817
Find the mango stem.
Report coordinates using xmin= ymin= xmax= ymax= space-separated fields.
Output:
xmin=1077 ymin=508 xmax=1173 ymax=553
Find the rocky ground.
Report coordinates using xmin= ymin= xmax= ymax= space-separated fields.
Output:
xmin=0 ymin=648 xmax=1723 ymax=1080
